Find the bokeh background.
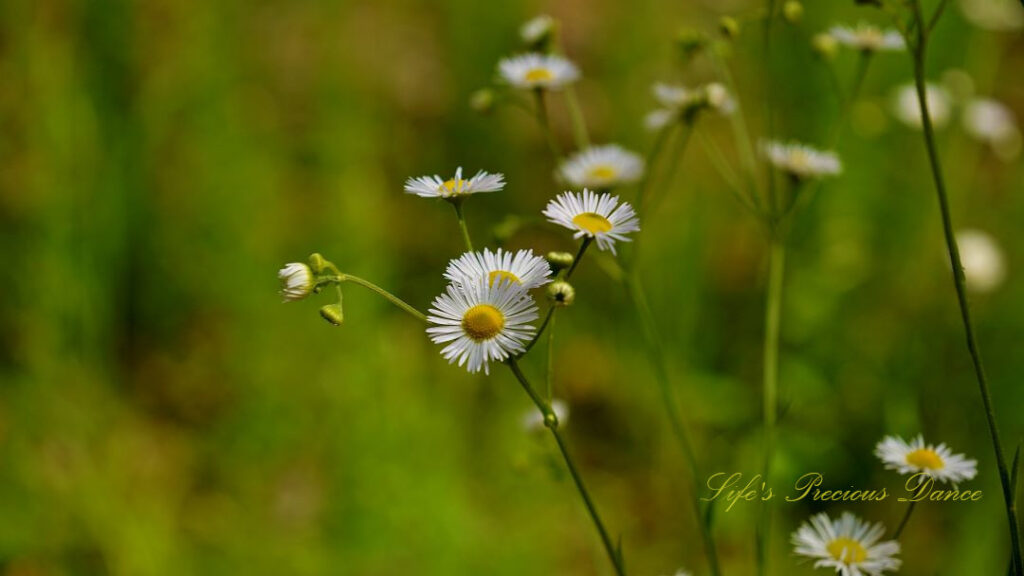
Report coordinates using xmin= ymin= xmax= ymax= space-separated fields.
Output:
xmin=2 ymin=0 xmax=1023 ymax=574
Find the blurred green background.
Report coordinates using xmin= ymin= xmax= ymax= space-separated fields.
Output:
xmin=1 ymin=0 xmax=1022 ymax=574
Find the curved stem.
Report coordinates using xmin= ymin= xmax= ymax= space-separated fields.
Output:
xmin=337 ymin=274 xmax=428 ymax=323
xmin=636 ymin=123 xmax=675 ymax=215
xmin=506 ymin=358 xmax=626 ymax=576
xmin=533 ymin=89 xmax=563 ymax=160
xmin=566 ymin=237 xmax=592 ymax=278
xmin=909 ymin=3 xmax=1023 ymax=574
xmin=757 ymin=239 xmax=785 ymax=576
xmin=564 ymin=87 xmax=591 ymax=150
xmin=891 ymin=501 xmax=916 ymax=539
xmin=452 ymin=200 xmax=474 ymax=252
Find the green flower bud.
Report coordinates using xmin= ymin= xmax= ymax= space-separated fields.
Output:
xmin=719 ymin=16 xmax=740 ymax=39
xmin=546 ymin=280 xmax=575 ymax=307
xmin=545 ymin=251 xmax=575 ymax=272
xmin=783 ymin=1 xmax=804 ymax=23
xmin=470 ymin=88 xmax=496 ymax=114
xmin=319 ymin=303 xmax=344 ymax=326
xmin=308 ymin=253 xmax=328 ymax=274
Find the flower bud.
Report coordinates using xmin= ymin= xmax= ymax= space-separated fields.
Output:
xmin=545 ymin=251 xmax=575 ymax=272
xmin=520 ymin=14 xmax=557 ymax=48
xmin=279 ymin=262 xmax=314 ymax=302
xmin=783 ymin=1 xmax=804 ymax=23
xmin=719 ymin=16 xmax=740 ymax=39
xmin=812 ymin=33 xmax=838 ymax=60
xmin=470 ymin=88 xmax=496 ymax=114
xmin=675 ymin=29 xmax=708 ymax=59
xmin=308 ymin=253 xmax=328 ymax=274
xmin=546 ymin=280 xmax=575 ymax=306
xmin=319 ymin=303 xmax=344 ymax=326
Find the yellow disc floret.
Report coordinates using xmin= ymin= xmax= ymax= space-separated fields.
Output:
xmin=906 ymin=448 xmax=945 ymax=470
xmin=826 ymin=537 xmax=867 ymax=564
xmin=572 ymin=212 xmax=613 ymax=234
xmin=462 ymin=304 xmax=505 ymax=341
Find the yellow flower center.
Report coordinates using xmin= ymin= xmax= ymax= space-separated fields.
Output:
xmin=487 ymin=270 xmax=521 ymax=286
xmin=587 ymin=164 xmax=618 ymax=181
xmin=462 ymin=304 xmax=505 ymax=341
xmin=442 ymin=178 xmax=469 ymax=194
xmin=525 ymin=67 xmax=553 ymax=82
xmin=826 ymin=537 xmax=867 ymax=564
xmin=906 ymin=448 xmax=945 ymax=470
xmin=572 ymin=212 xmax=613 ymax=234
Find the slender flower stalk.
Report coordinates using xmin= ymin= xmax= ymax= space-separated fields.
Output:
xmin=507 ymin=358 xmax=627 ymax=576
xmin=564 ymin=87 xmax=591 ymax=149
xmin=891 ymin=501 xmax=916 ymax=539
xmin=329 ymin=273 xmax=427 ymax=323
xmin=906 ymin=2 xmax=1023 ymax=574
xmin=452 ymin=200 xmax=475 ymax=252
xmin=534 ymin=89 xmax=563 ymax=159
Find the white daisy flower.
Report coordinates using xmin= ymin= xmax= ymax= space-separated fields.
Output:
xmin=558 ymin=145 xmax=645 ymax=189
xmin=792 ymin=512 xmax=901 ymax=576
xmin=426 ymin=279 xmax=539 ymax=374
xmin=875 ymin=434 xmax=979 ymax=484
xmin=498 ymin=53 xmax=580 ymax=91
xmin=520 ymin=14 xmax=556 ymax=45
xmin=645 ymin=108 xmax=676 ymax=131
xmin=892 ymin=83 xmax=952 ymax=130
xmin=404 ymin=166 xmax=506 ymax=199
xmin=278 ymin=263 xmax=314 ymax=302
xmin=543 ymin=189 xmax=640 ymax=254
xmin=956 ymin=229 xmax=1007 ymax=293
xmin=761 ymin=140 xmax=842 ymax=180
xmin=959 ymin=0 xmax=1024 ymax=31
xmin=646 ymin=82 xmax=735 ymax=130
xmin=522 ymin=399 xmax=569 ymax=432
xmin=444 ymin=248 xmax=553 ymax=290
xmin=963 ymin=98 xmax=1021 ymax=161
xmin=829 ymin=23 xmax=906 ymax=52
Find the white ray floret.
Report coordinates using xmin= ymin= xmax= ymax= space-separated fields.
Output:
xmin=792 ymin=512 xmax=901 ymax=576
xmin=498 ymin=53 xmax=580 ymax=90
xmin=875 ymin=434 xmax=978 ymax=484
xmin=892 ymin=83 xmax=952 ymax=129
xmin=543 ymin=189 xmax=640 ymax=254
xmin=646 ymin=82 xmax=735 ymax=130
xmin=444 ymin=248 xmax=553 ymax=290
xmin=278 ymin=262 xmax=314 ymax=302
xmin=426 ymin=279 xmax=538 ymax=374
xmin=761 ymin=140 xmax=842 ymax=180
xmin=403 ymin=166 xmax=506 ymax=199
xmin=829 ymin=23 xmax=906 ymax=52
xmin=558 ymin=145 xmax=644 ymax=189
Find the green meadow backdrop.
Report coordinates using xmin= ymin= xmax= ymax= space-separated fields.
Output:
xmin=1 ymin=0 xmax=1022 ymax=574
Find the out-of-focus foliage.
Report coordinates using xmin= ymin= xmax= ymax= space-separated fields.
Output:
xmin=1 ymin=0 xmax=1022 ymax=574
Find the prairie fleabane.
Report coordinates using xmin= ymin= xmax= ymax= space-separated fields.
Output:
xmin=792 ymin=512 xmax=901 ymax=576
xmin=498 ymin=53 xmax=580 ymax=90
xmin=875 ymin=434 xmax=979 ymax=484
xmin=558 ymin=145 xmax=644 ymax=189
xmin=278 ymin=263 xmax=315 ymax=302
xmin=404 ymin=166 xmax=506 ymax=199
xmin=829 ymin=23 xmax=905 ymax=52
xmin=646 ymin=82 xmax=734 ymax=130
xmin=426 ymin=279 xmax=538 ymax=374
xmin=761 ymin=140 xmax=842 ymax=180
xmin=444 ymin=248 xmax=553 ymax=290
xmin=544 ymin=189 xmax=640 ymax=254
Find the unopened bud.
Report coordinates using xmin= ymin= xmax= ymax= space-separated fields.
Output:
xmin=545 ymin=251 xmax=575 ymax=272
xmin=719 ymin=16 xmax=740 ymax=39
xmin=319 ymin=303 xmax=344 ymax=326
xmin=520 ymin=14 xmax=557 ymax=48
xmin=470 ymin=89 xmax=496 ymax=114
xmin=308 ymin=253 xmax=327 ymax=274
xmin=279 ymin=262 xmax=314 ymax=302
xmin=812 ymin=33 xmax=838 ymax=60
xmin=546 ymin=280 xmax=575 ymax=306
xmin=783 ymin=1 xmax=804 ymax=23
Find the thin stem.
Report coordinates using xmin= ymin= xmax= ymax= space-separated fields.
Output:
xmin=523 ymin=238 xmax=592 ymax=355
xmin=564 ymin=87 xmax=591 ymax=150
xmin=891 ymin=501 xmax=917 ymax=539
xmin=757 ymin=239 xmax=785 ymax=576
xmin=506 ymin=358 xmax=626 ymax=576
xmin=636 ymin=123 xmax=675 ymax=215
xmin=524 ymin=307 xmax=555 ymax=355
xmin=707 ymin=47 xmax=759 ymax=195
xmin=452 ymin=200 xmax=474 ymax=252
xmin=909 ymin=3 xmax=1023 ymax=574
xmin=698 ymin=129 xmax=759 ymax=214
xmin=337 ymin=274 xmax=428 ymax=323
xmin=545 ymin=309 xmax=558 ymax=400
xmin=566 ymin=237 xmax=593 ymax=279
xmin=762 ymin=0 xmax=778 ymax=215
xmin=534 ymin=89 xmax=563 ymax=160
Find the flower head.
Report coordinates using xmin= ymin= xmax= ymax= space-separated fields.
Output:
xmin=956 ymin=229 xmax=1007 ymax=293
xmin=876 ymin=434 xmax=978 ymax=484
xmin=558 ymin=145 xmax=644 ymax=189
xmin=278 ymin=263 xmax=314 ymax=302
xmin=963 ymin=98 xmax=1021 ymax=160
xmin=892 ymin=83 xmax=952 ymax=129
xmin=829 ymin=23 xmax=905 ymax=52
xmin=646 ymin=82 xmax=734 ymax=130
xmin=404 ymin=167 xmax=506 ymax=199
xmin=761 ymin=140 xmax=842 ymax=180
xmin=427 ymin=279 xmax=538 ymax=374
xmin=498 ymin=53 xmax=580 ymax=90
xmin=792 ymin=512 xmax=901 ymax=576
xmin=444 ymin=248 xmax=553 ymax=290
xmin=543 ymin=189 xmax=640 ymax=254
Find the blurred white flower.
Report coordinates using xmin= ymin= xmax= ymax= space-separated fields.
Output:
xmin=426 ymin=279 xmax=538 ymax=374
xmin=829 ymin=23 xmax=905 ymax=52
xmin=761 ymin=140 xmax=842 ymax=180
xmin=956 ymin=229 xmax=1007 ymax=293
xmin=558 ymin=144 xmax=645 ymax=189
xmin=498 ymin=53 xmax=580 ymax=90
xmin=876 ymin=434 xmax=978 ymax=484
xmin=892 ymin=83 xmax=952 ymax=129
xmin=792 ymin=512 xmax=901 ymax=576
xmin=645 ymin=82 xmax=735 ymax=130
xmin=404 ymin=167 xmax=506 ymax=199
xmin=963 ymin=98 xmax=1022 ymax=161
xmin=959 ymin=0 xmax=1024 ymax=30
xmin=544 ymin=189 xmax=640 ymax=254
xmin=278 ymin=263 xmax=314 ymax=302
xmin=445 ymin=248 xmax=553 ymax=290
xmin=522 ymin=399 xmax=569 ymax=431
xmin=520 ymin=15 xmax=556 ymax=45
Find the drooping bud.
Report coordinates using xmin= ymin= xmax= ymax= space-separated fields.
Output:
xmin=470 ymin=88 xmax=496 ymax=115
xmin=719 ymin=16 xmax=740 ymax=39
xmin=319 ymin=303 xmax=344 ymax=326
xmin=308 ymin=253 xmax=328 ymax=274
xmin=546 ymin=280 xmax=575 ymax=306
xmin=279 ymin=262 xmax=314 ymax=302
xmin=812 ymin=33 xmax=839 ymax=60
xmin=545 ymin=251 xmax=575 ymax=272
xmin=783 ymin=1 xmax=804 ymax=23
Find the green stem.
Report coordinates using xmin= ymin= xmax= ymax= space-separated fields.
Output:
xmin=546 ymin=309 xmax=558 ymax=400
xmin=566 ymin=237 xmax=592 ymax=278
xmin=564 ymin=87 xmax=591 ymax=150
xmin=506 ymin=358 xmax=626 ymax=576
xmin=452 ymin=200 xmax=474 ymax=252
xmin=908 ymin=3 xmax=1023 ymax=573
xmin=891 ymin=501 xmax=916 ymax=539
xmin=534 ymin=89 xmax=563 ymax=160
xmin=757 ymin=239 xmax=785 ymax=576
xmin=336 ymin=274 xmax=428 ymax=323
xmin=636 ymin=123 xmax=675 ymax=215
